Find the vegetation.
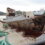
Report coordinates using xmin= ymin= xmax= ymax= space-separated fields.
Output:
xmin=0 ymin=11 xmax=6 ymax=15
xmin=16 ymin=11 xmax=26 ymax=15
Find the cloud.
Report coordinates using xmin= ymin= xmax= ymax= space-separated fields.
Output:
xmin=0 ymin=0 xmax=45 ymax=12
xmin=29 ymin=0 xmax=45 ymax=4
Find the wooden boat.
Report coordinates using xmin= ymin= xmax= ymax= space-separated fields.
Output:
xmin=1 ymin=15 xmax=45 ymax=39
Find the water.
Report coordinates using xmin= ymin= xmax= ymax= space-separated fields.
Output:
xmin=0 ymin=16 xmax=6 ymax=20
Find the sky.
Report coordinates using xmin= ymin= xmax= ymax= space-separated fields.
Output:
xmin=0 ymin=0 xmax=45 ymax=12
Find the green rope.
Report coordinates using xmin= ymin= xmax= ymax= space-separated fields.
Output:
xmin=0 ymin=36 xmax=11 ymax=45
xmin=0 ymin=31 xmax=11 ymax=45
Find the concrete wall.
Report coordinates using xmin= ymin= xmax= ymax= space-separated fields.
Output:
xmin=26 ymin=11 xmax=34 ymax=19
